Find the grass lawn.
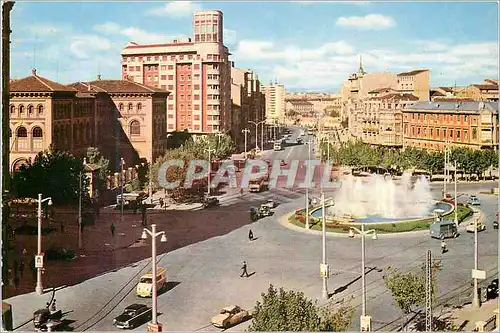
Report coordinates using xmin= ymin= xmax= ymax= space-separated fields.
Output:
xmin=289 ymin=205 xmax=473 ymax=234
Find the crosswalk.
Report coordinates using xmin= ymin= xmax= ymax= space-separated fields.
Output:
xmin=216 ymin=187 xmax=306 ymax=208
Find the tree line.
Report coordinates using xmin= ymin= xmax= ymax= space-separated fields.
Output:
xmin=321 ymin=140 xmax=498 ymax=179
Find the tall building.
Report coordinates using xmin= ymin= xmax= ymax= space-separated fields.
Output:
xmin=120 ymin=10 xmax=232 ymax=135
xmin=261 ymin=82 xmax=285 ymax=125
xmin=9 ymin=70 xmax=169 ymax=172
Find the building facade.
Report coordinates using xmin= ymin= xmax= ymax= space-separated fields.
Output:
xmin=261 ymin=82 xmax=285 ymax=124
xmin=9 ymin=70 xmax=169 ymax=171
xmin=121 ymin=10 xmax=232 ymax=135
xmin=402 ymin=101 xmax=499 ymax=150
xmin=457 ymin=79 xmax=499 ymax=101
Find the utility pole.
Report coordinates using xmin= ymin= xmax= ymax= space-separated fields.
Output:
xmin=205 ymin=147 xmax=215 ymax=197
xmin=242 ymin=128 xmax=250 ymax=159
xmin=305 ymin=139 xmax=311 ymax=229
xmin=425 ymin=250 xmax=433 ymax=332
xmin=321 ymin=192 xmax=328 ymax=299
xmin=454 ymin=160 xmax=458 ymax=226
xmin=472 ymin=216 xmax=480 ymax=308
xmin=443 ymin=140 xmax=448 ymax=199
xmin=78 ymin=170 xmax=83 ymax=248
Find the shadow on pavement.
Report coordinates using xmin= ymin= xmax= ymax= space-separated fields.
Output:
xmin=159 ymin=281 xmax=181 ymax=295
xmin=329 ymin=267 xmax=382 ymax=297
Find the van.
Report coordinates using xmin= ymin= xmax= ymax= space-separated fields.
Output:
xmin=430 ymin=221 xmax=458 ymax=239
xmin=136 ymin=267 xmax=167 ymax=297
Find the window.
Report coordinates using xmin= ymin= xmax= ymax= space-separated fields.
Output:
xmin=180 ymin=85 xmax=184 ymax=90
xmin=168 ymin=75 xmax=173 ymax=80
xmin=154 ymin=56 xmax=159 ymax=61
xmin=472 ymin=128 xmax=477 ymax=140
xmin=128 ymin=103 xmax=133 ymax=112
xmin=161 ymin=65 xmax=167 ymax=70
xmin=130 ymin=120 xmax=140 ymax=136
xmin=147 ymin=56 xmax=151 ymax=61
xmin=28 ymin=105 xmax=34 ymax=114
xmin=19 ymin=105 xmax=24 ymax=114
xmin=464 ymin=115 xmax=468 ymax=122
xmin=168 ymin=104 xmax=174 ymax=110
xmin=457 ymin=130 xmax=461 ymax=141
xmin=194 ymin=84 xmax=200 ymax=90
xmin=188 ymin=55 xmax=193 ymax=59
xmin=168 ymin=65 xmax=173 ymax=70
xmin=213 ymin=64 xmax=219 ymax=70
xmin=464 ymin=130 xmax=468 ymax=139
xmin=119 ymin=103 xmax=124 ymax=112
xmin=194 ymin=115 xmax=200 ymax=120
xmin=180 ymin=94 xmax=184 ymax=100
xmin=10 ymin=105 xmax=14 ymax=114
xmin=194 ymin=94 xmax=200 ymax=100
xmin=194 ymin=104 xmax=200 ymax=110
xmin=32 ymin=126 xmax=43 ymax=138
xmin=137 ymin=103 xmax=142 ymax=111
xmin=168 ymin=85 xmax=174 ymax=90
xmin=187 ymin=75 xmax=191 ymax=80
xmin=162 ymin=56 xmax=167 ymax=60
xmin=449 ymin=130 xmax=453 ymax=138
xmin=147 ymin=75 xmax=152 ymax=81
xmin=430 ymin=128 xmax=433 ymax=136
xmin=154 ymin=75 xmax=158 ymax=82
xmin=17 ymin=126 xmax=27 ymax=137
xmin=194 ymin=64 xmax=200 ymax=70
xmin=180 ymin=75 xmax=184 ymax=80
xmin=417 ymin=127 xmax=421 ymax=135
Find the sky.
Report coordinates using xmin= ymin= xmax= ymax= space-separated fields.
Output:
xmin=10 ymin=1 xmax=499 ymax=92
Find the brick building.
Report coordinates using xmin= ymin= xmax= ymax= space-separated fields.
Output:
xmin=120 ymin=10 xmax=232 ymax=136
xmin=402 ymin=101 xmax=499 ymax=150
xmin=9 ymin=70 xmax=169 ymax=171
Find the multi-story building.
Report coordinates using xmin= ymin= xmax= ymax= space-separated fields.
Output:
xmin=354 ymin=91 xmax=419 ymax=146
xmin=285 ymin=92 xmax=341 ymax=115
xmin=121 ymin=10 xmax=232 ymax=135
xmin=285 ymin=100 xmax=314 ymax=116
xmin=261 ymin=81 xmax=285 ymax=124
xmin=457 ymin=79 xmax=499 ymax=101
xmin=396 ymin=69 xmax=430 ymax=101
xmin=9 ymin=70 xmax=169 ymax=171
xmin=402 ymin=101 xmax=499 ymax=150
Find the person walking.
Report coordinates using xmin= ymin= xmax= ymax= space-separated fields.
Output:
xmin=110 ymin=223 xmax=116 ymax=237
xmin=159 ymin=198 xmax=164 ymax=209
xmin=240 ymin=261 xmax=250 ymax=278
xmin=248 ymin=229 xmax=254 ymax=241
xmin=441 ymin=240 xmax=447 ymax=254
xmin=19 ymin=261 xmax=25 ymax=277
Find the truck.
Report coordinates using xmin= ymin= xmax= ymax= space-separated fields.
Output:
xmin=249 ymin=177 xmax=269 ymax=193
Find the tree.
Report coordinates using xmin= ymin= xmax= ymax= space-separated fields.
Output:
xmin=86 ymin=147 xmax=110 ymax=192
xmin=248 ymin=284 xmax=354 ymax=332
xmin=11 ymin=148 xmax=89 ymax=205
xmin=423 ymin=150 xmax=443 ymax=176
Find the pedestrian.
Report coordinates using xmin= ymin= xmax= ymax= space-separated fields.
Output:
xmin=159 ymin=198 xmax=164 ymax=209
xmin=19 ymin=261 xmax=25 ymax=277
xmin=248 ymin=229 xmax=254 ymax=241
xmin=110 ymin=223 xmax=116 ymax=237
xmin=240 ymin=261 xmax=250 ymax=278
xmin=441 ymin=240 xmax=447 ymax=254
xmin=240 ymin=188 xmax=244 ymax=196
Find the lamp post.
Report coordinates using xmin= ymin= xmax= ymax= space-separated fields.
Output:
xmin=242 ymin=128 xmax=250 ymax=159
xmin=120 ymin=158 xmax=125 ymax=224
xmin=472 ymin=215 xmax=481 ymax=309
xmin=166 ymin=133 xmax=172 ymax=149
xmin=305 ymin=139 xmax=312 ymax=229
xmin=443 ymin=139 xmax=450 ymax=199
xmin=141 ymin=224 xmax=167 ymax=331
xmin=78 ymin=168 xmax=83 ymax=249
xmin=320 ymin=192 xmax=332 ymax=299
xmin=454 ymin=160 xmax=458 ymax=226
xmin=35 ymin=193 xmax=53 ymax=295
xmin=205 ymin=147 xmax=215 ymax=197
xmin=249 ymin=120 xmax=266 ymax=151
xmin=349 ymin=224 xmax=378 ymax=331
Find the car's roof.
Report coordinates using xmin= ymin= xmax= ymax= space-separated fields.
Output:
xmin=222 ymin=305 xmax=239 ymax=312
xmin=126 ymin=304 xmax=145 ymax=310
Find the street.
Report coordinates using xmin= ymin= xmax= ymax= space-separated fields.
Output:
xmin=6 ymin=127 xmax=499 ymax=331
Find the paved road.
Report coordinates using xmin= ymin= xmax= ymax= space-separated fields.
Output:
xmin=7 ymin=127 xmax=499 ymax=332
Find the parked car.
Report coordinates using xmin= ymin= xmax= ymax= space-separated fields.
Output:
xmin=258 ymin=205 xmax=272 ymax=217
xmin=467 ymin=195 xmax=481 ymax=206
xmin=45 ymin=247 xmax=76 ymax=262
xmin=261 ymin=199 xmax=277 ymax=209
xmin=466 ymin=221 xmax=486 ymax=233
xmin=113 ymin=304 xmax=152 ymax=329
xmin=494 ymin=220 xmax=498 ymax=229
xmin=487 ymin=279 xmax=499 ymax=300
xmin=210 ymin=305 xmax=251 ymax=329
xmin=202 ymin=196 xmax=220 ymax=209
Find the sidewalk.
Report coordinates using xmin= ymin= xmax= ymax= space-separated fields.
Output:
xmin=451 ymin=299 xmax=498 ymax=331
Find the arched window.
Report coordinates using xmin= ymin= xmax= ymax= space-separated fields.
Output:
xmin=128 ymin=103 xmax=133 ymax=112
xmin=19 ymin=105 xmax=25 ymax=114
xmin=28 ymin=105 xmax=34 ymax=114
xmin=17 ymin=126 xmax=27 ymax=137
xmin=119 ymin=103 xmax=124 ymax=112
xmin=10 ymin=105 xmax=15 ymax=114
xmin=38 ymin=105 xmax=44 ymax=114
xmin=136 ymin=103 xmax=142 ymax=112
xmin=32 ymin=126 xmax=43 ymax=138
xmin=130 ymin=120 xmax=140 ymax=136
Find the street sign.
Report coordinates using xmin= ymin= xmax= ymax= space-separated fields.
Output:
xmin=320 ymin=263 xmax=329 ymax=278
xmin=472 ymin=269 xmax=486 ymax=280
xmin=360 ymin=315 xmax=372 ymax=331
xmin=35 ymin=254 xmax=44 ymax=268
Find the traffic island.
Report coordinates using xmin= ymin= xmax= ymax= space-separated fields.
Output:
xmin=288 ymin=205 xmax=473 ymax=234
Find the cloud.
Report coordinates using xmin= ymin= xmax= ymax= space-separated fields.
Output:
xmin=69 ymin=35 xmax=113 ymax=59
xmin=24 ymin=23 xmax=67 ymax=36
xmin=146 ymin=1 xmax=201 ymax=17
xmin=94 ymin=22 xmax=170 ymax=44
xmin=223 ymin=28 xmax=237 ymax=45
xmin=336 ymin=14 xmax=396 ymax=30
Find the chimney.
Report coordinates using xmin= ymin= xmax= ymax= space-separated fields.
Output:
xmin=97 ymin=74 xmax=101 ymax=80
xmin=31 ymin=68 xmax=37 ymax=76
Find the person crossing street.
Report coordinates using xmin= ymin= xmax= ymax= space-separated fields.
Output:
xmin=441 ymin=240 xmax=447 ymax=254
xmin=240 ymin=261 xmax=250 ymax=278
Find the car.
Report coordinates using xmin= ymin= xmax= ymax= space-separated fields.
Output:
xmin=467 ymin=195 xmax=481 ymax=206
xmin=202 ymin=196 xmax=220 ymax=208
xmin=210 ymin=305 xmax=251 ymax=329
xmin=466 ymin=221 xmax=486 ymax=233
xmin=261 ymin=199 xmax=277 ymax=209
xmin=494 ymin=220 xmax=499 ymax=229
xmin=44 ymin=247 xmax=76 ymax=262
xmin=296 ymin=138 xmax=303 ymax=144
xmin=113 ymin=304 xmax=152 ymax=329
xmin=487 ymin=279 xmax=499 ymax=300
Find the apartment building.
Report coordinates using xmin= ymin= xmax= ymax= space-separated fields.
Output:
xmin=396 ymin=69 xmax=430 ymax=101
xmin=285 ymin=100 xmax=314 ymax=116
xmin=9 ymin=70 xmax=169 ymax=172
xmin=120 ymin=10 xmax=232 ymax=135
xmin=354 ymin=90 xmax=419 ymax=146
xmin=402 ymin=101 xmax=499 ymax=150
xmin=285 ymin=92 xmax=341 ymax=114
xmin=457 ymin=79 xmax=499 ymax=101
xmin=261 ymin=82 xmax=285 ymax=124
xmin=230 ymin=65 xmax=265 ymax=149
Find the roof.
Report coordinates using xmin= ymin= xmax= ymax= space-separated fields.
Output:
xmin=405 ymin=101 xmax=498 ymax=113
xmin=368 ymin=87 xmax=393 ymax=94
xmin=439 ymin=87 xmax=454 ymax=93
xmin=369 ymin=93 xmax=419 ymax=101
xmin=124 ymin=42 xmax=194 ymax=49
xmin=68 ymin=79 xmax=169 ymax=95
xmin=10 ymin=71 xmax=76 ymax=93
xmin=430 ymin=90 xmax=445 ymax=97
xmin=288 ymin=100 xmax=314 ymax=106
xmin=471 ymin=84 xmax=498 ymax=91
xmin=433 ymin=97 xmax=474 ymax=102
xmin=485 ymin=79 xmax=498 ymax=85
xmin=397 ymin=69 xmax=428 ymax=76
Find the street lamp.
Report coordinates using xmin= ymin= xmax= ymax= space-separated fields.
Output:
xmin=120 ymin=158 xmax=125 ymax=224
xmin=166 ymin=133 xmax=173 ymax=149
xmin=305 ymin=139 xmax=312 ymax=229
xmin=205 ymin=147 xmax=216 ymax=197
xmin=454 ymin=160 xmax=458 ymax=226
xmin=249 ymin=120 xmax=266 ymax=151
xmin=78 ymin=159 xmax=87 ymax=249
xmin=242 ymin=129 xmax=250 ymax=159
xmin=443 ymin=139 xmax=451 ymax=199
xmin=320 ymin=192 xmax=333 ymax=299
xmin=35 ymin=193 xmax=53 ymax=295
xmin=349 ymin=223 xmax=378 ymax=331
xmin=141 ymin=224 xmax=167 ymax=332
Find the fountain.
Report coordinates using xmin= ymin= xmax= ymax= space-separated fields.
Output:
xmin=311 ymin=173 xmax=453 ymax=224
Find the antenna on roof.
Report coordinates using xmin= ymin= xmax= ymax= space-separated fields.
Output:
xmin=97 ymin=61 xmax=101 ymax=79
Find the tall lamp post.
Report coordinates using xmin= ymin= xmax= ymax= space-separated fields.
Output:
xmin=205 ymin=147 xmax=215 ymax=197
xmin=35 ymin=193 xmax=53 ymax=295
xmin=141 ymin=224 xmax=167 ymax=332
xmin=120 ymin=158 xmax=125 ymax=224
xmin=320 ymin=192 xmax=333 ymax=299
xmin=443 ymin=139 xmax=450 ymax=199
xmin=472 ymin=215 xmax=480 ymax=309
xmin=242 ymin=128 xmax=250 ymax=158
xmin=305 ymin=139 xmax=312 ymax=229
xmin=249 ymin=120 xmax=266 ymax=151
xmin=349 ymin=224 xmax=378 ymax=331
xmin=454 ymin=160 xmax=458 ymax=226
xmin=78 ymin=166 xmax=83 ymax=249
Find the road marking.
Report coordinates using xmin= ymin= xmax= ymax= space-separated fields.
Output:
xmin=285 ymin=145 xmax=295 ymax=161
